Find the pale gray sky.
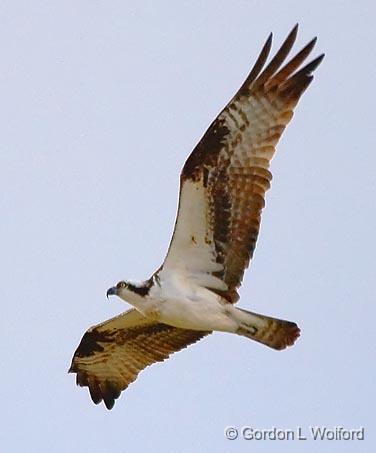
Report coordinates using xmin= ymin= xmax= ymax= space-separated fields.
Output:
xmin=1 ymin=1 xmax=375 ymax=452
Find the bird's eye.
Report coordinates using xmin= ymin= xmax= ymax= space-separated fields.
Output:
xmin=117 ymin=281 xmax=127 ymax=289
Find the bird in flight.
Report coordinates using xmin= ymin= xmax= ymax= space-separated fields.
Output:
xmin=70 ymin=25 xmax=324 ymax=409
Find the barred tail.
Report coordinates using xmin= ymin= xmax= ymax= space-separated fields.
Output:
xmin=235 ymin=308 xmax=300 ymax=350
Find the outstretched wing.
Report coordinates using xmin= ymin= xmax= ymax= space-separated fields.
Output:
xmin=69 ymin=309 xmax=210 ymax=409
xmin=161 ymin=25 xmax=324 ymax=303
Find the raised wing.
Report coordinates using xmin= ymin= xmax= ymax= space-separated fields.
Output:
xmin=69 ymin=309 xmax=210 ymax=409
xmin=161 ymin=25 xmax=324 ymax=303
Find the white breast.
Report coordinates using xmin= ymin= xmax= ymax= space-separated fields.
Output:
xmin=148 ymin=272 xmax=236 ymax=332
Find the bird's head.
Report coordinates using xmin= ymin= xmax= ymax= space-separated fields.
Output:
xmin=107 ymin=279 xmax=151 ymax=300
xmin=106 ymin=281 xmax=131 ymax=299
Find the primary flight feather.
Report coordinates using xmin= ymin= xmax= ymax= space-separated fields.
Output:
xmin=70 ymin=25 xmax=324 ymax=409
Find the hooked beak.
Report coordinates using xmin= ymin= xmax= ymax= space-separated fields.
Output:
xmin=106 ymin=286 xmax=117 ymax=299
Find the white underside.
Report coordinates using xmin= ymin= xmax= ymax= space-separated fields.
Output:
xmin=117 ymin=272 xmax=266 ymax=334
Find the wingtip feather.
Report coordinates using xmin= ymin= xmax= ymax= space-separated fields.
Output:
xmin=252 ymin=24 xmax=299 ymax=90
xmin=291 ymin=23 xmax=299 ymax=39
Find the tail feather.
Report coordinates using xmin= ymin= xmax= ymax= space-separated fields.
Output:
xmin=236 ymin=308 xmax=300 ymax=350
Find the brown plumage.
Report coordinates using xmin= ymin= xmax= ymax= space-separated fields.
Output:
xmin=70 ymin=309 xmax=209 ymax=409
xmin=165 ymin=24 xmax=324 ymax=303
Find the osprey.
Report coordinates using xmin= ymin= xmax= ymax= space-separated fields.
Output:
xmin=70 ymin=25 xmax=324 ymax=409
